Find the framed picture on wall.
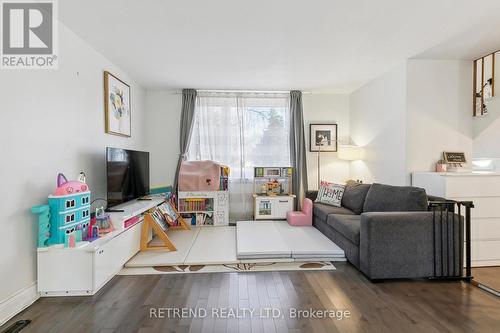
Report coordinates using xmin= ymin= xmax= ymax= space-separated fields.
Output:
xmin=104 ymin=71 xmax=131 ymax=137
xmin=473 ymin=51 xmax=496 ymax=116
xmin=309 ymin=123 xmax=338 ymax=152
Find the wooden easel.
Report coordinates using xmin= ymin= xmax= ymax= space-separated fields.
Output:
xmin=140 ymin=203 xmax=190 ymax=251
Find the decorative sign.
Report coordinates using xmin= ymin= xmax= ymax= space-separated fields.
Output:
xmin=443 ymin=152 xmax=467 ymax=164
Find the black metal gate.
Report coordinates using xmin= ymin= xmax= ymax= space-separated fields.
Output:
xmin=428 ymin=200 xmax=474 ymax=281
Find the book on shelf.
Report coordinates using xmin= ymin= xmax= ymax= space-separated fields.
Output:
xmin=179 ymin=198 xmax=213 ymax=212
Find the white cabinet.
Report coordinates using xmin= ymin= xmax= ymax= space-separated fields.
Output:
xmin=253 ymin=195 xmax=295 ymax=220
xmin=413 ymin=172 xmax=500 ymax=267
xmin=94 ymin=221 xmax=141 ymax=290
xmin=37 ymin=221 xmax=143 ymax=296
xmin=37 ymin=198 xmax=162 ymax=296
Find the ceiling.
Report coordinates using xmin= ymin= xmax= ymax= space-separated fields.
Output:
xmin=59 ymin=0 xmax=500 ymax=93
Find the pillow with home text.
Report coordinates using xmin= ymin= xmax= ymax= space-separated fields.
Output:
xmin=316 ymin=181 xmax=345 ymax=207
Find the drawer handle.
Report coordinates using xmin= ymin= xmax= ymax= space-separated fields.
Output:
xmin=279 ymin=200 xmax=288 ymax=203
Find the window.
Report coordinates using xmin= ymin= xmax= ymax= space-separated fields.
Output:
xmin=82 ymin=210 xmax=89 ymax=218
xmin=187 ymin=92 xmax=291 ymax=180
xmin=187 ymin=92 xmax=291 ymax=221
xmin=65 ymin=199 xmax=75 ymax=209
xmin=82 ymin=196 xmax=89 ymax=205
xmin=65 ymin=213 xmax=75 ymax=223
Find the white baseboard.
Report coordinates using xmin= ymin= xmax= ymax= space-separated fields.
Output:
xmin=0 ymin=282 xmax=39 ymax=326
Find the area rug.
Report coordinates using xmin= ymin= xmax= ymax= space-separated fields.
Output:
xmin=118 ymin=261 xmax=335 ymax=275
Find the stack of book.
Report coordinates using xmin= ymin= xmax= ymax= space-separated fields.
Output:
xmin=178 ymin=198 xmax=213 ymax=212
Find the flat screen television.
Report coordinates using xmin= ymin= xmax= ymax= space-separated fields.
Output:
xmin=106 ymin=147 xmax=150 ymax=208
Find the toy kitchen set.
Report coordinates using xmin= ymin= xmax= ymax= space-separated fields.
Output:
xmin=253 ymin=167 xmax=295 ymax=220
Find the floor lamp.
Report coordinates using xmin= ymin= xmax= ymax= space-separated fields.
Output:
xmin=317 ymin=143 xmax=363 ymax=188
xmin=317 ymin=139 xmax=336 ymax=189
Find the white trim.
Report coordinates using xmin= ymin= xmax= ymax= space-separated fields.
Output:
xmin=58 ymin=204 xmax=91 ymax=215
xmin=58 ymin=217 xmax=91 ymax=230
xmin=48 ymin=191 xmax=90 ymax=199
xmin=0 ymin=282 xmax=39 ymax=326
xmin=476 ymin=283 xmax=500 ymax=297
xmin=174 ymin=89 xmax=313 ymax=94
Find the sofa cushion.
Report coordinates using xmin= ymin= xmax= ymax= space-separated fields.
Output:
xmin=363 ymin=183 xmax=427 ymax=212
xmin=313 ymin=216 xmax=361 ymax=269
xmin=341 ymin=180 xmax=371 ymax=214
xmin=313 ymin=203 xmax=355 ymax=222
xmin=326 ymin=214 xmax=361 ymax=245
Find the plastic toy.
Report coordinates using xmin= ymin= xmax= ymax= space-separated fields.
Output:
xmin=31 ymin=205 xmax=51 ymax=247
xmin=95 ymin=207 xmax=111 ymax=229
xmin=47 ymin=172 xmax=91 ymax=245
xmin=266 ymin=179 xmax=282 ymax=196
xmin=253 ymin=167 xmax=293 ymax=196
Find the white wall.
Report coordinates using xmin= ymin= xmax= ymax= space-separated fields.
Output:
xmin=145 ymin=91 xmax=182 ymax=187
xmin=0 ymin=23 xmax=146 ymax=320
xmin=473 ymin=52 xmax=500 ymax=158
xmin=349 ymin=63 xmax=408 ymax=185
xmin=144 ymin=92 xmax=351 ymax=191
xmin=406 ymin=59 xmax=474 ymax=180
xmin=303 ymin=94 xmax=350 ymax=189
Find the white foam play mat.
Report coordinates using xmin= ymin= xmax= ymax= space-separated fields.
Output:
xmin=120 ymin=261 xmax=336 ymax=275
xmin=236 ymin=221 xmax=345 ymax=260
xmin=124 ymin=222 xmax=345 ymax=270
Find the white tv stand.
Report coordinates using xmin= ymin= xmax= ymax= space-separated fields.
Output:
xmin=37 ymin=198 xmax=163 ymax=296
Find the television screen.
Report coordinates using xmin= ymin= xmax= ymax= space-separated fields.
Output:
xmin=106 ymin=147 xmax=150 ymax=208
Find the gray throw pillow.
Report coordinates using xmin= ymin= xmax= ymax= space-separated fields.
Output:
xmin=341 ymin=180 xmax=371 ymax=214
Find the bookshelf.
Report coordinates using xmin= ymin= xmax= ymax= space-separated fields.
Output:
xmin=178 ymin=191 xmax=229 ymax=226
xmin=141 ymin=203 xmax=190 ymax=251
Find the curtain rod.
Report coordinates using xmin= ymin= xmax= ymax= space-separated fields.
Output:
xmin=172 ymin=89 xmax=312 ymax=94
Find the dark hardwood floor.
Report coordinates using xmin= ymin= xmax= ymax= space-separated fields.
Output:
xmin=472 ymin=266 xmax=500 ymax=293
xmin=2 ymin=263 xmax=500 ymax=333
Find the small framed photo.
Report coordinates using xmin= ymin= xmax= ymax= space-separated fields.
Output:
xmin=104 ymin=71 xmax=131 ymax=137
xmin=309 ymin=124 xmax=338 ymax=152
xmin=443 ymin=152 xmax=467 ymax=164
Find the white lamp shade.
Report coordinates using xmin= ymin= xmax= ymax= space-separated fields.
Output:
xmin=338 ymin=145 xmax=364 ymax=161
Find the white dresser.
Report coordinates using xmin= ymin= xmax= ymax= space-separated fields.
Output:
xmin=413 ymin=172 xmax=500 ymax=267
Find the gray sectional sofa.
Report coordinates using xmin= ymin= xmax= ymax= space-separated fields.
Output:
xmin=308 ymin=182 xmax=462 ymax=280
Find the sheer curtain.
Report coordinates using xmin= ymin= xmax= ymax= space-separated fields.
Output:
xmin=187 ymin=92 xmax=291 ymax=221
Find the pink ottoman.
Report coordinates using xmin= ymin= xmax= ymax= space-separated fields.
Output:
xmin=287 ymin=198 xmax=313 ymax=226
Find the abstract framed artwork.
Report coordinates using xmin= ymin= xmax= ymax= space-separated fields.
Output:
xmin=309 ymin=123 xmax=338 ymax=152
xmin=104 ymin=71 xmax=131 ymax=136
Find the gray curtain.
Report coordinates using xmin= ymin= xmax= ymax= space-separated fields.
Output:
xmin=290 ymin=90 xmax=308 ymax=210
xmin=173 ymin=89 xmax=197 ymax=190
